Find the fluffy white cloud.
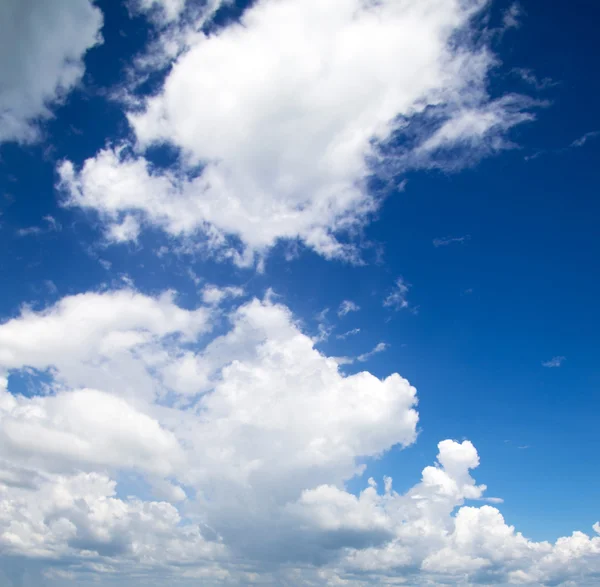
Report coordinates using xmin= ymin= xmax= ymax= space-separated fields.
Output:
xmin=1 ymin=288 xmax=598 ymax=586
xmin=201 ymin=284 xmax=245 ymax=305
xmin=0 ymin=288 xmax=211 ymax=402
xmin=0 ymin=388 xmax=183 ymax=477
xmin=0 ymin=0 xmax=103 ymax=144
xmin=136 ymin=0 xmax=187 ymax=23
xmin=59 ymin=0 xmax=536 ymax=264
xmin=0 ymin=470 xmax=223 ymax=566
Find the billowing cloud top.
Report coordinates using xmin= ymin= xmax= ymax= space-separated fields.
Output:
xmin=1 ymin=288 xmax=598 ymax=585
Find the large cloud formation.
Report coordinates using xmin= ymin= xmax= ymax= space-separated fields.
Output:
xmin=0 ymin=288 xmax=598 ymax=586
xmin=58 ymin=0 xmax=535 ymax=265
xmin=0 ymin=0 xmax=103 ymax=144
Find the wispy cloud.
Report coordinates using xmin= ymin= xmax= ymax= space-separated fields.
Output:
xmin=433 ymin=235 xmax=471 ymax=248
xmin=337 ymin=300 xmax=360 ymax=317
xmin=542 ymin=356 xmax=566 ymax=368
xmin=336 ymin=328 xmax=361 ymax=340
xmin=502 ymin=3 xmax=522 ymax=30
xmin=570 ymin=131 xmax=600 ymax=148
xmin=526 ymin=130 xmax=599 ymax=161
xmin=384 ymin=277 xmax=416 ymax=313
xmin=512 ymin=68 xmax=558 ymax=91
xmin=17 ymin=215 xmax=62 ymax=237
xmin=313 ymin=308 xmax=333 ymax=343
xmin=357 ymin=342 xmax=389 ymax=363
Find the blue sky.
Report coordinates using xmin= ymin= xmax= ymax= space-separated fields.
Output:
xmin=0 ymin=0 xmax=599 ymax=585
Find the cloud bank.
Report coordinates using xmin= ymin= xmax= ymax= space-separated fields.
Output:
xmin=0 ymin=288 xmax=598 ymax=585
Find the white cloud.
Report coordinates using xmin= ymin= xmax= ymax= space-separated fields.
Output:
xmin=0 ymin=0 xmax=103 ymax=144
xmin=357 ymin=342 xmax=389 ymax=363
xmin=59 ymin=0 xmax=537 ymax=264
xmin=106 ymin=214 xmax=141 ymax=243
xmin=201 ymin=284 xmax=244 ymax=305
xmin=384 ymin=277 xmax=414 ymax=312
xmin=503 ymin=3 xmax=522 ymax=30
xmin=135 ymin=0 xmax=187 ymax=23
xmin=0 ymin=288 xmax=212 ymax=404
xmin=1 ymin=293 xmax=597 ymax=584
xmin=16 ymin=215 xmax=62 ymax=238
xmin=571 ymin=131 xmax=600 ymax=148
xmin=433 ymin=235 xmax=471 ymax=247
xmin=542 ymin=356 xmax=566 ymax=368
xmin=338 ymin=300 xmax=360 ymax=317
xmin=513 ymin=68 xmax=558 ymax=91
xmin=0 ymin=388 xmax=183 ymax=477
xmin=0 ymin=288 xmax=420 ymax=574
xmin=337 ymin=327 xmax=361 ymax=340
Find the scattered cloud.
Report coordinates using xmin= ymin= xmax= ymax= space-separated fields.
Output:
xmin=502 ymin=3 xmax=522 ymax=30
xmin=570 ymin=131 xmax=600 ymax=148
xmin=433 ymin=235 xmax=471 ymax=247
xmin=384 ymin=277 xmax=415 ymax=312
xmin=526 ymin=130 xmax=599 ymax=161
xmin=357 ymin=342 xmax=389 ymax=363
xmin=338 ymin=300 xmax=360 ymax=317
xmin=0 ymin=0 xmax=103 ymax=144
xmin=16 ymin=215 xmax=62 ymax=237
xmin=201 ymin=284 xmax=244 ymax=305
xmin=336 ymin=327 xmax=361 ymax=340
xmin=542 ymin=356 xmax=566 ymax=368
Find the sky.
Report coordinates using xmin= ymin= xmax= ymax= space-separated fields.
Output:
xmin=0 ymin=0 xmax=599 ymax=585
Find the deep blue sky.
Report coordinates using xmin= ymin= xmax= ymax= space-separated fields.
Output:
xmin=1 ymin=0 xmax=599 ymax=547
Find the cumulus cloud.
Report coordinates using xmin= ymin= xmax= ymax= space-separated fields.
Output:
xmin=0 ymin=0 xmax=103 ymax=144
xmin=59 ymin=0 xmax=537 ymax=264
xmin=0 ymin=287 xmax=598 ymax=585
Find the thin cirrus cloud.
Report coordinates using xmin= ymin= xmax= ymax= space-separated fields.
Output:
xmin=570 ymin=130 xmax=600 ymax=148
xmin=338 ymin=300 xmax=360 ymax=317
xmin=542 ymin=356 xmax=566 ymax=368
xmin=1 ymin=287 xmax=599 ymax=585
xmin=58 ymin=0 xmax=538 ymax=266
xmin=357 ymin=342 xmax=389 ymax=363
xmin=384 ymin=277 xmax=414 ymax=312
xmin=433 ymin=235 xmax=471 ymax=247
xmin=0 ymin=0 xmax=103 ymax=144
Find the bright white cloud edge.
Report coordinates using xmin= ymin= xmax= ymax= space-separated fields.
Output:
xmin=58 ymin=0 xmax=536 ymax=266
